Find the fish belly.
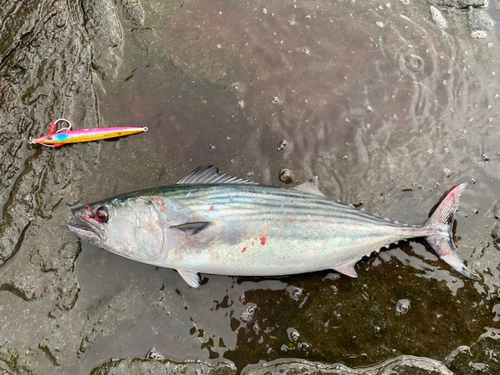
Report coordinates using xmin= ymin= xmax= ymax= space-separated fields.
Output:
xmin=165 ymin=215 xmax=410 ymax=277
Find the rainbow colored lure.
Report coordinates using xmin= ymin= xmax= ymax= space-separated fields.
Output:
xmin=29 ymin=119 xmax=148 ymax=148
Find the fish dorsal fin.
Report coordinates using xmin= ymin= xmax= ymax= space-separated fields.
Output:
xmin=177 ymin=269 xmax=200 ymax=288
xmin=294 ymin=177 xmax=326 ymax=197
xmin=333 ymin=262 xmax=358 ymax=278
xmin=177 ymin=164 xmax=257 ymax=185
xmin=171 ymin=222 xmax=210 ymax=238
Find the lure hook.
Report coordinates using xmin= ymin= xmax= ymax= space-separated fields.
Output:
xmin=52 ymin=118 xmax=72 ymax=133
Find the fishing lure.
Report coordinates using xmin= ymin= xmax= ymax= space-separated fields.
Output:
xmin=29 ymin=119 xmax=148 ymax=148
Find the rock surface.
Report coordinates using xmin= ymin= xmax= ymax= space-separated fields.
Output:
xmin=90 ymin=359 xmax=237 ymax=375
xmin=1 ymin=0 xmax=500 ymax=374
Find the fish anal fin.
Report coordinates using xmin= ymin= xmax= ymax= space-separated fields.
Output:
xmin=171 ymin=222 xmax=210 ymax=238
xmin=333 ymin=262 xmax=358 ymax=278
xmin=178 ymin=269 xmax=200 ymax=288
xmin=294 ymin=176 xmax=326 ymax=197
xmin=177 ymin=164 xmax=256 ymax=185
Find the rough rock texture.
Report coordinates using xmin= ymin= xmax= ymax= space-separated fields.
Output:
xmin=0 ymin=0 xmax=96 ymax=322
xmin=90 ymin=359 xmax=237 ymax=375
xmin=81 ymin=0 xmax=124 ymax=80
xmin=89 ymin=356 xmax=455 ymax=375
xmin=429 ymin=0 xmax=487 ymax=8
xmin=427 ymin=1 xmax=493 ymax=34
xmin=446 ymin=328 xmax=500 ymax=374
xmin=468 ymin=10 xmax=494 ymax=31
xmin=242 ymin=356 xmax=454 ymax=375
xmin=0 ymin=0 xmax=125 ymax=372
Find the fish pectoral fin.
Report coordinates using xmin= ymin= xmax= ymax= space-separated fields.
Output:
xmin=294 ymin=177 xmax=326 ymax=197
xmin=170 ymin=222 xmax=211 ymax=238
xmin=333 ymin=262 xmax=358 ymax=278
xmin=177 ymin=269 xmax=200 ymax=288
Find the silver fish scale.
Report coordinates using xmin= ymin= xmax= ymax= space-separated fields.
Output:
xmin=150 ymin=184 xmax=410 ymax=229
xmin=68 ymin=166 xmax=474 ymax=287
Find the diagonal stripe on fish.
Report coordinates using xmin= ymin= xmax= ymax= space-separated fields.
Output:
xmin=67 ymin=165 xmax=476 ymax=287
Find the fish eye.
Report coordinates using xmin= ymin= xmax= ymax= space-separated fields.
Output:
xmin=95 ymin=206 xmax=109 ymax=223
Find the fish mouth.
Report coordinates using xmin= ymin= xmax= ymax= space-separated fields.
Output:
xmin=67 ymin=211 xmax=107 ymax=243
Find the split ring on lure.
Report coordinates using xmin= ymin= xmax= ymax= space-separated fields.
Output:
xmin=29 ymin=119 xmax=148 ymax=148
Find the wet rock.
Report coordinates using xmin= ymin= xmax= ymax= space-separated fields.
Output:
xmin=0 ymin=1 xmax=57 ymax=64
xmin=90 ymin=358 xmax=237 ymax=375
xmin=0 ymin=0 xmax=98 ymax=372
xmin=1 ymin=0 xmax=500 ymax=373
xmin=0 ymin=274 xmax=38 ymax=302
xmin=429 ymin=0 xmax=486 ymax=8
xmin=146 ymin=347 xmax=165 ymax=360
xmin=491 ymin=225 xmax=500 ymax=251
xmin=445 ymin=328 xmax=500 ymax=374
xmin=76 ymin=290 xmax=134 ymax=355
xmin=131 ymin=28 xmax=156 ymax=53
xmin=468 ymin=10 xmax=493 ymax=32
xmin=279 ymin=169 xmax=293 ymax=184
xmin=162 ymin=0 xmax=249 ymax=85
xmin=242 ymin=356 xmax=454 ymax=375
xmin=0 ymin=342 xmax=33 ymax=374
xmin=1 ymin=210 xmax=82 ymax=310
xmin=428 ymin=1 xmax=492 ymax=34
xmin=0 ymin=0 xmax=97 ymax=267
xmin=81 ymin=0 xmax=124 ymax=80
xmin=38 ymin=335 xmax=65 ymax=366
xmin=117 ymin=0 xmax=145 ymax=26
xmin=490 ymin=203 xmax=500 ymax=250
xmin=276 ymin=140 xmax=287 ymax=152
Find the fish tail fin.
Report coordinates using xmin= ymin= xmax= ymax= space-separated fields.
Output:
xmin=424 ymin=183 xmax=477 ymax=280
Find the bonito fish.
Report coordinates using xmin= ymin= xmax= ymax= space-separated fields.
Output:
xmin=68 ymin=165 xmax=476 ymax=287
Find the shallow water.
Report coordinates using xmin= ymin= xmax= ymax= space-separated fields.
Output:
xmin=1 ymin=0 xmax=500 ymax=373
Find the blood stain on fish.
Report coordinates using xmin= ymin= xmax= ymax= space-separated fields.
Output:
xmin=260 ymin=235 xmax=268 ymax=245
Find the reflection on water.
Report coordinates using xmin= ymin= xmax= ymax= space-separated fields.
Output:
xmin=71 ymin=0 xmax=500 ymax=373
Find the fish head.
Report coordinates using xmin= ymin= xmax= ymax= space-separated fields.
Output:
xmin=68 ymin=197 xmax=166 ymax=263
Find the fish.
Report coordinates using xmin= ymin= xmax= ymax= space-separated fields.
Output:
xmin=67 ymin=164 xmax=477 ymax=287
xmin=29 ymin=119 xmax=147 ymax=148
